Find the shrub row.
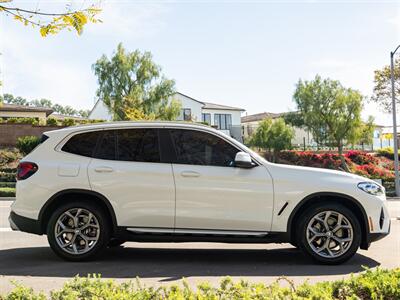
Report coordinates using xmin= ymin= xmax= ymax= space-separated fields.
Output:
xmin=0 ymin=182 xmax=15 ymax=188
xmin=0 ymin=187 xmax=15 ymax=197
xmin=376 ymin=147 xmax=399 ymax=160
xmin=2 ymin=268 xmax=399 ymax=300
xmin=0 ymin=148 xmax=21 ymax=168
xmin=0 ymin=116 xmax=105 ymax=127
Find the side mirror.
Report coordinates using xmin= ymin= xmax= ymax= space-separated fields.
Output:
xmin=234 ymin=152 xmax=255 ymax=168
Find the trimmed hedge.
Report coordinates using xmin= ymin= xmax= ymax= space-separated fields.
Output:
xmin=2 ymin=268 xmax=399 ymax=299
xmin=0 ymin=182 xmax=15 ymax=188
xmin=0 ymin=187 xmax=15 ymax=197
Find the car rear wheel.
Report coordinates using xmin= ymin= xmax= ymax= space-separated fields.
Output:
xmin=47 ymin=202 xmax=110 ymax=261
xmin=296 ymin=203 xmax=361 ymax=264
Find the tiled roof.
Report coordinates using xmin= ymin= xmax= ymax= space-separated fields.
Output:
xmin=0 ymin=103 xmax=53 ymax=116
xmin=241 ymin=112 xmax=283 ymax=123
xmin=202 ymin=102 xmax=245 ymax=111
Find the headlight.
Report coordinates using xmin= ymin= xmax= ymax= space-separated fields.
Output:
xmin=358 ymin=182 xmax=384 ymax=196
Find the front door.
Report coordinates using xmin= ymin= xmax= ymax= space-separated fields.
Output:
xmin=168 ymin=128 xmax=274 ymax=232
xmin=88 ymin=128 xmax=175 ymax=228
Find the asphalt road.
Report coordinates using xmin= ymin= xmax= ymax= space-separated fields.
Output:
xmin=0 ymin=200 xmax=399 ymax=294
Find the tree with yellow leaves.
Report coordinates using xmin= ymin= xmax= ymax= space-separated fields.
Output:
xmin=0 ymin=0 xmax=101 ymax=36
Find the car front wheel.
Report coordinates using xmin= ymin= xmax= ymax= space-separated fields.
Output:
xmin=296 ymin=203 xmax=361 ymax=264
xmin=47 ymin=202 xmax=110 ymax=261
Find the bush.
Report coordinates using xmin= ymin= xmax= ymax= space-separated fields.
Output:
xmin=0 ymin=187 xmax=15 ymax=197
xmin=354 ymin=164 xmax=394 ymax=180
xmin=46 ymin=117 xmax=59 ymax=126
xmin=1 ymin=268 xmax=399 ymax=299
xmin=61 ymin=118 xmax=75 ymax=127
xmin=376 ymin=147 xmax=399 ymax=160
xmin=0 ymin=182 xmax=16 ymax=188
xmin=345 ymin=150 xmax=377 ymax=165
xmin=0 ymin=171 xmax=16 ymax=182
xmin=3 ymin=117 xmax=39 ymax=125
xmin=16 ymin=135 xmax=41 ymax=155
xmin=0 ymin=148 xmax=21 ymax=168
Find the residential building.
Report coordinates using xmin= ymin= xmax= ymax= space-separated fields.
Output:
xmin=88 ymin=92 xmax=245 ymax=141
xmin=0 ymin=103 xmax=53 ymax=124
xmin=241 ymin=112 xmax=313 ymax=147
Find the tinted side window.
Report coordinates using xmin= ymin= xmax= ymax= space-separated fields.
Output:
xmin=62 ymin=131 xmax=99 ymax=157
xmin=117 ymin=129 xmax=160 ymax=162
xmin=169 ymin=129 xmax=238 ymax=167
xmin=95 ymin=130 xmax=116 ymax=160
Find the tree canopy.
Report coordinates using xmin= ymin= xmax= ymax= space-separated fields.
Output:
xmin=249 ymin=118 xmax=294 ymax=162
xmin=293 ymin=75 xmax=365 ymax=170
xmin=0 ymin=0 xmax=101 ymax=37
xmin=92 ymin=43 xmax=180 ymax=121
xmin=371 ymin=58 xmax=400 ymax=113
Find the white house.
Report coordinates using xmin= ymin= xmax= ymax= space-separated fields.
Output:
xmin=88 ymin=92 xmax=245 ymax=141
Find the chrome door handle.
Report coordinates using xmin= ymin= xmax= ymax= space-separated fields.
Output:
xmin=181 ymin=171 xmax=200 ymax=178
xmin=94 ymin=166 xmax=114 ymax=173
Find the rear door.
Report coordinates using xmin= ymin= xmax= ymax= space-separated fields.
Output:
xmin=87 ymin=128 xmax=175 ymax=228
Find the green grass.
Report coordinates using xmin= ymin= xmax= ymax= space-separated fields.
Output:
xmin=1 ymin=268 xmax=399 ymax=299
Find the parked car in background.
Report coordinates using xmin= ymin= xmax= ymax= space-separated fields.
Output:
xmin=9 ymin=122 xmax=390 ymax=264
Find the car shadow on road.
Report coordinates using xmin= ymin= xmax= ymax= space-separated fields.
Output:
xmin=0 ymin=245 xmax=380 ymax=280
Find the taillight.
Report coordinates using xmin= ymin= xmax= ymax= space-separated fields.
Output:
xmin=17 ymin=162 xmax=38 ymax=180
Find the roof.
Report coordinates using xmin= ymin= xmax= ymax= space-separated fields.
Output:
xmin=202 ymin=102 xmax=245 ymax=111
xmin=49 ymin=113 xmax=87 ymax=120
xmin=0 ymin=103 xmax=53 ymax=116
xmin=241 ymin=112 xmax=283 ymax=123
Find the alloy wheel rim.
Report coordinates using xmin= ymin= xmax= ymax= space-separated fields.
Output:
xmin=306 ymin=210 xmax=353 ymax=258
xmin=54 ymin=208 xmax=100 ymax=255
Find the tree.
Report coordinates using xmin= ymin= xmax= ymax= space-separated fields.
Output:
xmin=293 ymin=75 xmax=363 ymax=171
xmin=355 ymin=116 xmax=375 ymax=149
xmin=371 ymin=58 xmax=400 ymax=113
xmin=92 ymin=43 xmax=179 ymax=121
xmin=249 ymin=118 xmax=294 ymax=162
xmin=0 ymin=0 xmax=101 ymax=37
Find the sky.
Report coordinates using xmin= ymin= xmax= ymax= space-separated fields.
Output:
xmin=1 ymin=0 xmax=400 ymax=125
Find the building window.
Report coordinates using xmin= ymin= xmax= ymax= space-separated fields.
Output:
xmin=202 ymin=113 xmax=211 ymax=125
xmin=179 ymin=108 xmax=192 ymax=121
xmin=214 ymin=114 xmax=232 ymax=130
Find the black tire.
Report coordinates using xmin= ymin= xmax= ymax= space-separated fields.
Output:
xmin=296 ymin=202 xmax=361 ymax=265
xmin=47 ymin=201 xmax=110 ymax=261
xmin=108 ymin=238 xmax=126 ymax=248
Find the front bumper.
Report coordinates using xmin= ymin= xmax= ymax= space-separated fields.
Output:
xmin=8 ymin=211 xmax=43 ymax=235
xmin=368 ymin=219 xmax=391 ymax=244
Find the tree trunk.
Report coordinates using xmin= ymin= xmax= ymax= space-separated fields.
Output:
xmin=338 ymin=143 xmax=350 ymax=172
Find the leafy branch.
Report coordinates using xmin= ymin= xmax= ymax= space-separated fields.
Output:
xmin=0 ymin=0 xmax=102 ymax=36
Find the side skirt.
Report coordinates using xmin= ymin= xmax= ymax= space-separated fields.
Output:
xmin=114 ymin=227 xmax=289 ymax=244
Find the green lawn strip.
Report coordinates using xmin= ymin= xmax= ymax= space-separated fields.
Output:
xmin=2 ymin=268 xmax=399 ymax=299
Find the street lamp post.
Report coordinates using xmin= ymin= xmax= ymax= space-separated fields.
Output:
xmin=390 ymin=45 xmax=400 ymax=196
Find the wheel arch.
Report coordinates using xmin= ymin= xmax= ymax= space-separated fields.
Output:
xmin=287 ymin=192 xmax=370 ymax=250
xmin=38 ymin=189 xmax=118 ymax=235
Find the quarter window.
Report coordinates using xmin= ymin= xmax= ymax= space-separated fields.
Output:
xmin=61 ymin=131 xmax=99 ymax=157
xmin=169 ymin=129 xmax=239 ymax=167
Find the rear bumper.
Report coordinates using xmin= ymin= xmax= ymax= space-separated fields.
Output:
xmin=8 ymin=211 xmax=43 ymax=235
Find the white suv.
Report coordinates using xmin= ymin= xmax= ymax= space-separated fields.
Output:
xmin=9 ymin=122 xmax=390 ymax=264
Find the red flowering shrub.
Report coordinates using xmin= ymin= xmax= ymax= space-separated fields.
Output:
xmin=345 ymin=150 xmax=378 ymax=165
xmin=279 ymin=150 xmax=394 ymax=180
xmin=354 ymin=164 xmax=394 ymax=179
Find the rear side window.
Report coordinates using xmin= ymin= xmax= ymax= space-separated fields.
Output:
xmin=117 ymin=129 xmax=160 ymax=162
xmin=95 ymin=130 xmax=117 ymax=160
xmin=61 ymin=131 xmax=99 ymax=157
